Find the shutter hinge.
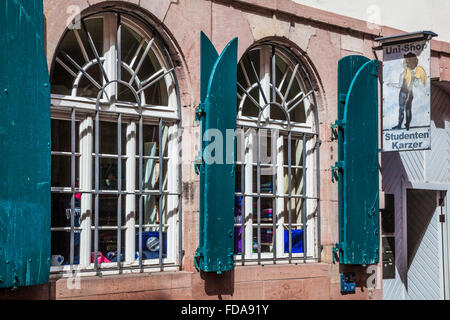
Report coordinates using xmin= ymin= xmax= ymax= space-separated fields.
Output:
xmin=333 ymin=243 xmax=342 ymax=264
xmin=439 ymin=214 xmax=446 ymax=223
xmin=194 ymin=154 xmax=203 ymax=175
xmin=331 ymin=161 xmax=344 ymax=182
xmin=195 ymin=103 xmax=205 ymax=123
xmin=194 ymin=250 xmax=202 ymax=272
xmin=331 ymin=123 xmax=338 ymax=141
xmin=331 ymin=120 xmax=346 ymax=141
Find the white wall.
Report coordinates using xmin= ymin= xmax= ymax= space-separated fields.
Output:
xmin=381 ymin=85 xmax=450 ymax=299
xmin=292 ymin=0 xmax=450 ymax=43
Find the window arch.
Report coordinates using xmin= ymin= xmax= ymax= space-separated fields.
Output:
xmin=49 ymin=9 xmax=181 ymax=275
xmin=235 ymin=42 xmax=321 ymax=264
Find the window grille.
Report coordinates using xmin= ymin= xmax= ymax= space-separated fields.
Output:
xmin=49 ymin=10 xmax=181 ymax=275
xmin=235 ymin=44 xmax=321 ymax=265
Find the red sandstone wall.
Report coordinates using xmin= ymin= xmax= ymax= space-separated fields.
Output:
xmin=0 ymin=264 xmax=382 ymax=300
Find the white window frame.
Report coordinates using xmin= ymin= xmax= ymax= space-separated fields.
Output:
xmin=49 ymin=11 xmax=181 ymax=275
xmin=235 ymin=44 xmax=319 ymax=264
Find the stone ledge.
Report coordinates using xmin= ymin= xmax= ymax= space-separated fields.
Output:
xmin=54 ymin=271 xmax=193 ymax=299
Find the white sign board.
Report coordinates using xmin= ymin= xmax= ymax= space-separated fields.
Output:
xmin=382 ymin=40 xmax=431 ymax=152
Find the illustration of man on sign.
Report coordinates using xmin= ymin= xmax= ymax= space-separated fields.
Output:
xmin=389 ymin=52 xmax=427 ymax=131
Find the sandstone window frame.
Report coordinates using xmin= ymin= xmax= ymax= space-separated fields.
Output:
xmin=49 ymin=9 xmax=182 ymax=276
xmin=235 ymin=43 xmax=321 ymax=265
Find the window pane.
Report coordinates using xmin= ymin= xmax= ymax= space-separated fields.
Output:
xmin=141 ymin=50 xmax=169 ymax=106
xmin=238 ymin=47 xmax=308 ymax=124
xmin=51 ymin=231 xmax=80 ymax=266
xmin=95 ymin=195 xmax=125 ymax=227
xmin=120 ymin=24 xmax=169 ymax=106
xmin=100 ymin=121 xmax=118 ymax=155
xmin=252 ymin=166 xmax=274 ymax=194
xmin=283 ymin=136 xmax=304 ymax=166
xmin=83 ymin=18 xmax=104 ymax=60
xmin=93 ymin=230 xmax=125 ymax=263
xmin=51 ymin=192 xmax=81 ymax=265
xmin=121 ymin=24 xmax=143 ymax=65
xmin=238 ymin=49 xmax=260 ymax=117
xmin=51 ymin=193 xmax=74 ymax=228
xmin=251 ymin=196 xmax=274 ymax=254
xmin=253 ymin=227 xmax=274 ymax=253
xmin=98 ymin=158 xmax=120 ymax=190
xmin=51 ymin=156 xmax=79 ymax=188
xmin=52 ymin=17 xmax=104 ymax=97
xmin=284 ymin=168 xmax=304 ymax=196
xmin=118 ymin=66 xmax=139 ymax=102
xmin=51 ymin=62 xmax=74 ymax=95
xmin=51 ymin=119 xmax=79 ymax=152
xmin=283 ymin=197 xmax=303 ymax=227
xmin=134 ymin=124 xmax=170 ymax=191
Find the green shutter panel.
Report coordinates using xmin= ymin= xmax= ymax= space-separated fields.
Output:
xmin=195 ymin=33 xmax=238 ymax=274
xmin=0 ymin=0 xmax=51 ymax=288
xmin=334 ymin=56 xmax=380 ymax=266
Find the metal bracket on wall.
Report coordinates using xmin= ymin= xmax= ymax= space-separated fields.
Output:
xmin=330 ymin=123 xmax=338 ymax=141
xmin=194 ymin=155 xmax=203 ymax=175
xmin=331 ymin=161 xmax=344 ymax=183
xmin=340 ymin=272 xmax=356 ymax=294
xmin=333 ymin=243 xmax=342 ymax=263
xmin=195 ymin=103 xmax=205 ymax=124
xmin=330 ymin=120 xmax=345 ymax=141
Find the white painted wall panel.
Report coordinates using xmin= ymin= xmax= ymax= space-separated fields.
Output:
xmin=406 ymin=190 xmax=441 ymax=300
xmin=382 ymin=84 xmax=450 ymax=300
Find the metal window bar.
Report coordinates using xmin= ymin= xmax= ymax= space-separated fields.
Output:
xmin=271 ymin=46 xmax=277 ymax=263
xmin=81 ymin=19 xmax=109 ymax=84
xmin=240 ymin=128 xmax=246 ymax=265
xmin=158 ymin=118 xmax=164 ymax=271
xmin=294 ymin=54 xmax=322 ymax=262
xmin=257 ymin=125 xmax=261 ymax=263
xmin=94 ymin=97 xmax=100 ymax=274
xmin=288 ymin=131 xmax=292 ymax=263
xmin=117 ymin=113 xmax=122 ymax=270
xmin=302 ymin=134 xmax=307 ymax=263
xmin=178 ymin=124 xmax=183 ymax=269
xmin=70 ymin=108 xmax=76 ymax=267
xmin=94 ymin=102 xmax=99 ymax=274
xmin=138 ymin=98 xmax=143 ymax=270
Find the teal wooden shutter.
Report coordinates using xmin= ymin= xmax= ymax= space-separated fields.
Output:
xmin=334 ymin=56 xmax=380 ymax=266
xmin=195 ymin=32 xmax=238 ymax=274
xmin=0 ymin=0 xmax=51 ymax=288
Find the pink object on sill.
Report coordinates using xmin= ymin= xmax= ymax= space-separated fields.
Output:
xmin=91 ymin=252 xmax=111 ymax=263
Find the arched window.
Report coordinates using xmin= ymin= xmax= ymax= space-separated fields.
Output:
xmin=50 ymin=10 xmax=181 ymax=274
xmin=235 ymin=43 xmax=320 ymax=264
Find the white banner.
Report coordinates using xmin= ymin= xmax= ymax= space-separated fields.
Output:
xmin=382 ymin=40 xmax=431 ymax=152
